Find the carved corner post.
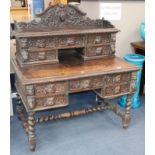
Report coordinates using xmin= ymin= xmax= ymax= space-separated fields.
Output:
xmin=28 ymin=112 xmax=36 ymax=151
xmin=16 ymin=93 xmax=25 ymax=121
xmin=122 ymin=94 xmax=132 ymax=129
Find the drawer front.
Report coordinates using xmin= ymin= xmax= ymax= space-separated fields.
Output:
xmin=85 ymin=45 xmax=111 ymax=57
xmin=87 ymin=34 xmax=111 ymax=46
xmin=18 ymin=37 xmax=55 ymax=49
xmin=26 ymin=94 xmax=68 ymax=111
xmin=36 ymin=94 xmax=68 ymax=109
xmin=103 ymin=73 xmax=131 ymax=97
xmin=56 ymin=35 xmax=85 ymax=48
xmin=34 ymin=81 xmax=67 ymax=97
xmin=20 ymin=50 xmax=57 ymax=62
xmin=69 ymin=76 xmax=103 ymax=93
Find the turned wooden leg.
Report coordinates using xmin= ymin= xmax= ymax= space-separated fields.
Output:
xmin=28 ymin=112 xmax=36 ymax=151
xmin=122 ymin=94 xmax=132 ymax=129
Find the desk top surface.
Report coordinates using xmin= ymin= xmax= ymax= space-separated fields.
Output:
xmin=11 ymin=51 xmax=139 ymax=85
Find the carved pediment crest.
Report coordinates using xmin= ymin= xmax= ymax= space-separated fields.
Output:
xmin=15 ymin=4 xmax=114 ymax=32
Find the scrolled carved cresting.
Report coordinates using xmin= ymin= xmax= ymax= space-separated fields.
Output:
xmin=14 ymin=4 xmax=114 ymax=32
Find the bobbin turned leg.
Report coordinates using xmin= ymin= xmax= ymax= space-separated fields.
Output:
xmin=122 ymin=94 xmax=132 ymax=129
xmin=28 ymin=112 xmax=36 ymax=151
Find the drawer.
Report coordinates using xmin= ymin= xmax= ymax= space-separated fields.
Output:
xmin=56 ymin=35 xmax=85 ymax=48
xmin=18 ymin=37 xmax=55 ymax=49
xmin=87 ymin=34 xmax=111 ymax=46
xmin=104 ymin=73 xmax=131 ymax=86
xmin=69 ymin=76 xmax=103 ymax=93
xmin=25 ymin=81 xmax=67 ymax=97
xmin=26 ymin=94 xmax=68 ymax=111
xmin=19 ymin=50 xmax=57 ymax=62
xmin=85 ymin=45 xmax=111 ymax=57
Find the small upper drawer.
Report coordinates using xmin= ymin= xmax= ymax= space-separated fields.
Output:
xmin=87 ymin=34 xmax=111 ymax=45
xmin=85 ymin=45 xmax=111 ymax=57
xmin=55 ymin=35 xmax=85 ymax=48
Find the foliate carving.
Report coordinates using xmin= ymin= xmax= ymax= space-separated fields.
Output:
xmin=21 ymin=50 xmax=28 ymax=62
xmin=14 ymin=4 xmax=114 ymax=32
xmin=35 ymin=82 xmax=67 ymax=97
xmin=37 ymin=95 xmax=67 ymax=107
xmin=87 ymin=34 xmax=110 ymax=45
xmin=121 ymin=84 xmax=130 ymax=93
xmin=101 ymin=73 xmax=132 ymax=97
xmin=28 ymin=51 xmax=56 ymax=62
xmin=69 ymin=77 xmax=103 ymax=92
xmin=26 ymin=85 xmax=34 ymax=95
xmin=130 ymin=72 xmax=137 ymax=92
xmin=27 ymin=96 xmax=36 ymax=109
xmin=111 ymin=33 xmax=116 ymax=42
xmin=20 ymin=38 xmax=55 ymax=49
xmin=55 ymin=36 xmax=85 ymax=47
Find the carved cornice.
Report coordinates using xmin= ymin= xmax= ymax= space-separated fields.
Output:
xmin=14 ymin=4 xmax=114 ymax=32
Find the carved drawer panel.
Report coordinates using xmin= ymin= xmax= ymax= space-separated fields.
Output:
xmin=26 ymin=94 xmax=68 ymax=110
xmin=20 ymin=50 xmax=57 ymax=62
xmin=36 ymin=94 xmax=68 ymax=108
xmin=69 ymin=76 xmax=103 ymax=93
xmin=18 ymin=37 xmax=55 ymax=49
xmin=87 ymin=34 xmax=111 ymax=45
xmin=85 ymin=45 xmax=111 ymax=57
xmin=34 ymin=81 xmax=67 ymax=97
xmin=104 ymin=73 xmax=131 ymax=86
xmin=55 ymin=35 xmax=85 ymax=48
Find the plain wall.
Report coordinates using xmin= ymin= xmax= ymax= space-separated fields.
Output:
xmin=79 ymin=1 xmax=145 ymax=57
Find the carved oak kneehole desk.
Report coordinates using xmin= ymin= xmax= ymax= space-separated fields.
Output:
xmin=11 ymin=4 xmax=140 ymax=151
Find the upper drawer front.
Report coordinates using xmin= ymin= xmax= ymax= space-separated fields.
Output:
xmin=55 ymin=35 xmax=85 ymax=48
xmin=87 ymin=34 xmax=111 ymax=46
xmin=19 ymin=50 xmax=57 ymax=63
xmin=69 ymin=76 xmax=103 ymax=93
xmin=18 ymin=37 xmax=55 ymax=49
xmin=85 ymin=45 xmax=111 ymax=57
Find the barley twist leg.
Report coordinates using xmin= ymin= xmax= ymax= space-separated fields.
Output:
xmin=28 ymin=112 xmax=36 ymax=151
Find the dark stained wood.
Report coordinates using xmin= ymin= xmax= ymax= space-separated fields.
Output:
xmin=11 ymin=51 xmax=139 ymax=84
xmin=12 ymin=4 xmax=140 ymax=151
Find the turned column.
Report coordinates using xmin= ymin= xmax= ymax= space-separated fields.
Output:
xmin=28 ymin=112 xmax=36 ymax=151
xmin=122 ymin=94 xmax=132 ymax=129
